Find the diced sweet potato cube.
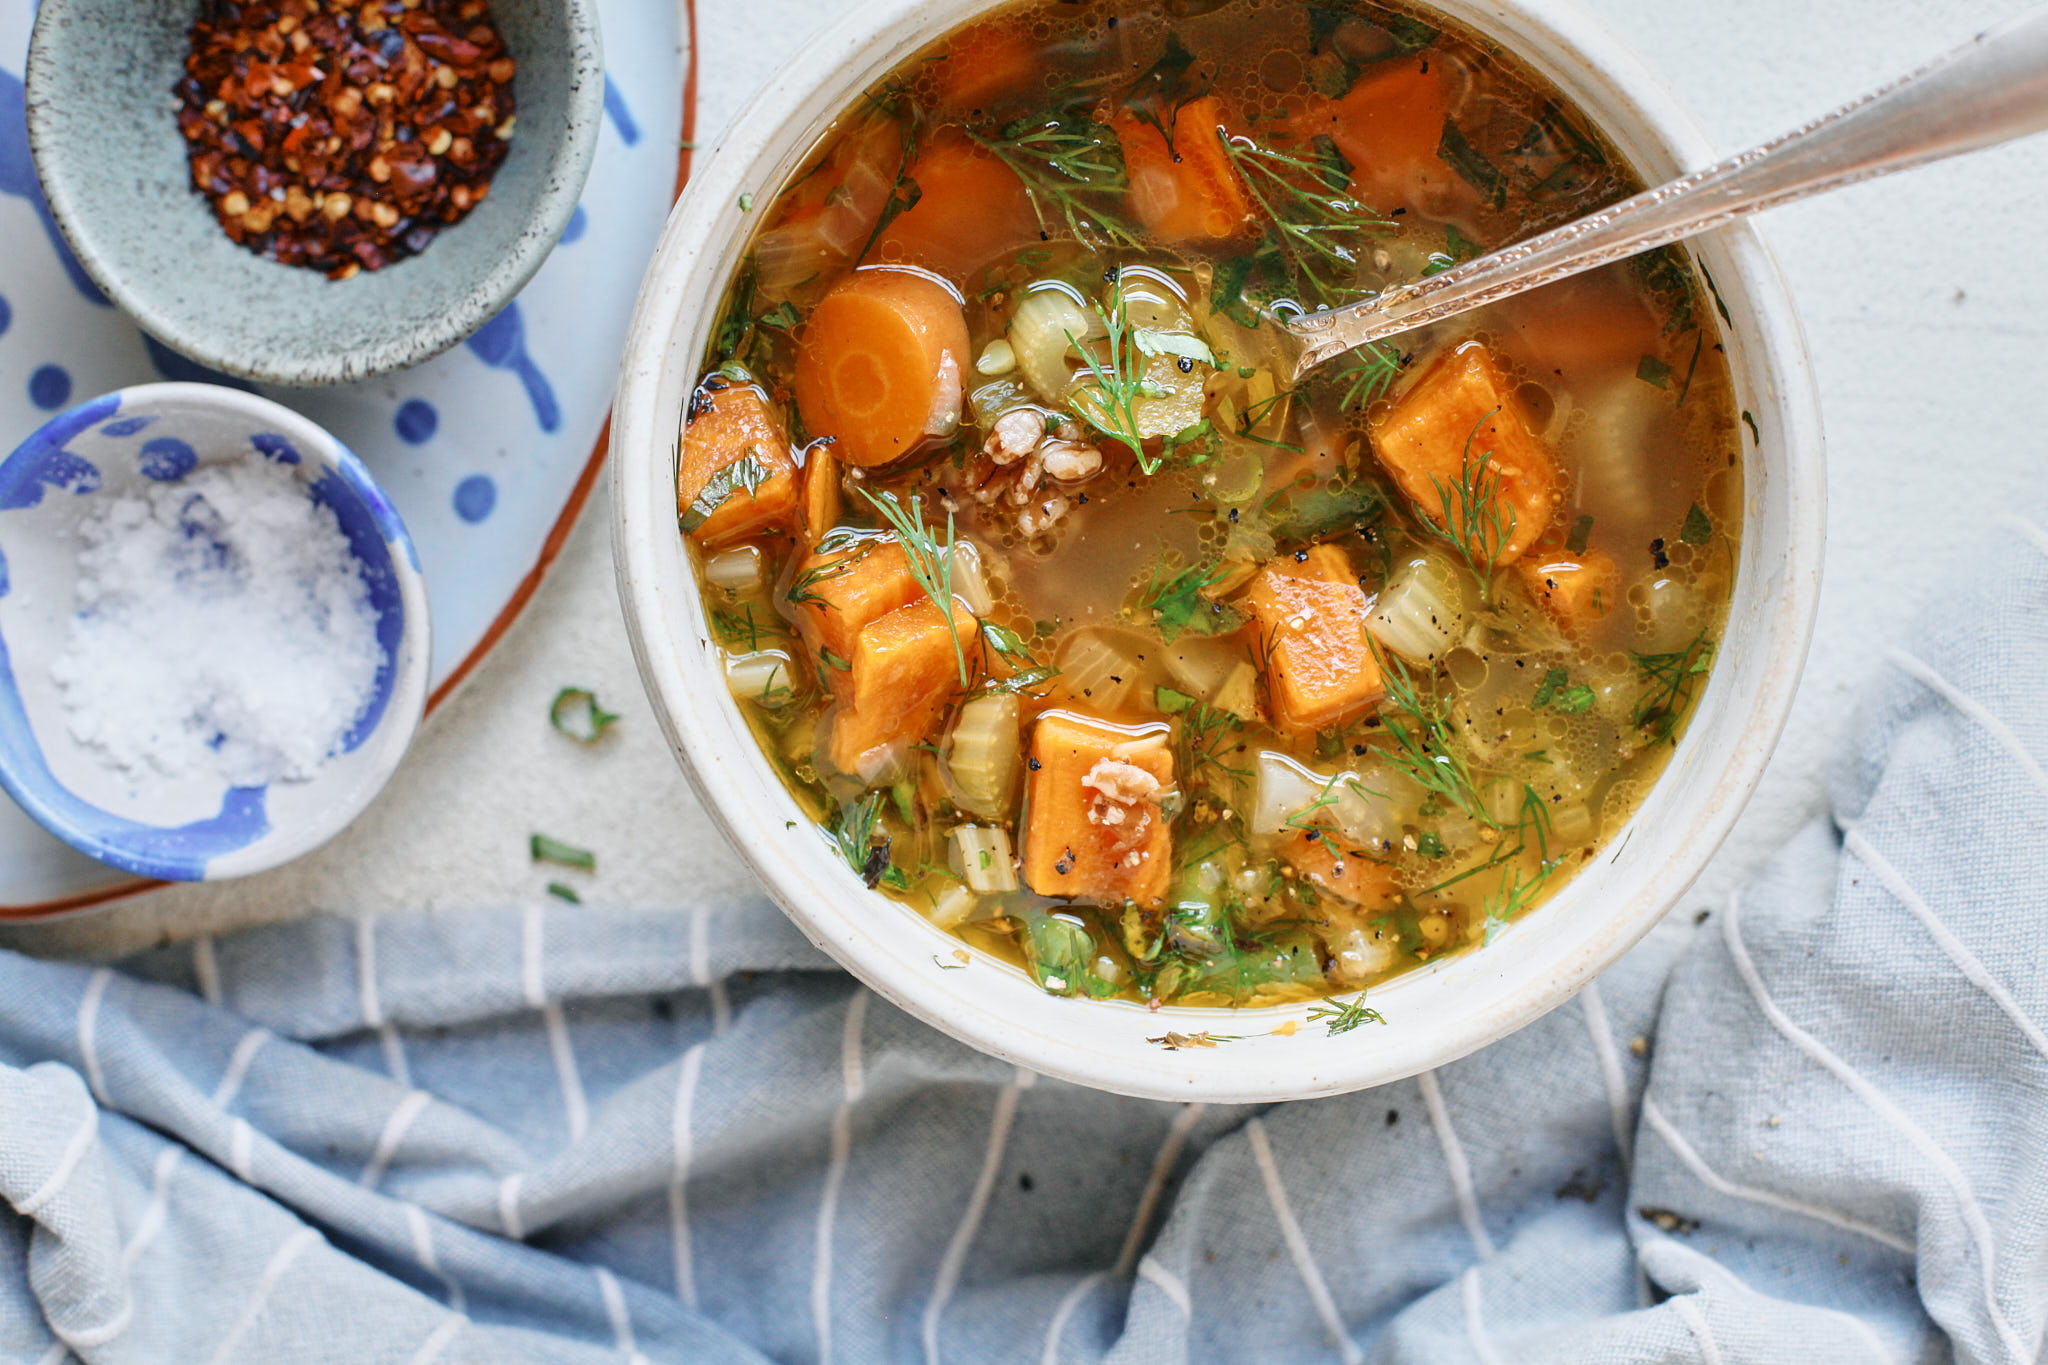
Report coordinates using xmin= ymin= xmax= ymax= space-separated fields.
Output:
xmin=789 ymin=536 xmax=924 ymax=676
xmin=1293 ymin=56 xmax=1451 ymax=211
xmin=798 ymin=444 xmax=841 ymax=547
xmin=1023 ymin=711 xmax=1175 ymax=910
xmin=1113 ymin=95 xmax=1256 ymax=244
xmin=829 ymin=597 xmax=979 ymax=777
xmin=1238 ymin=545 xmax=1383 ymax=732
xmin=1288 ymin=831 xmax=1398 ymax=910
xmin=1516 ymin=548 xmax=1619 ymax=638
xmin=677 ymin=379 xmax=799 ymax=549
xmin=1369 ymin=341 xmax=1560 ymax=565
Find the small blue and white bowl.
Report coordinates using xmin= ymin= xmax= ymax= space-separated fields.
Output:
xmin=0 ymin=383 xmax=430 ymax=882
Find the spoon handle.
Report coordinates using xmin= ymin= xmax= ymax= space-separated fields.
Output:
xmin=1280 ymin=6 xmax=2048 ymax=379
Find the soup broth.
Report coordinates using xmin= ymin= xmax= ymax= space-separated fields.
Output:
xmin=676 ymin=0 xmax=1741 ymax=1011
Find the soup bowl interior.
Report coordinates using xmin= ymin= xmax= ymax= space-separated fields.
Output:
xmin=612 ymin=0 xmax=1824 ymax=1102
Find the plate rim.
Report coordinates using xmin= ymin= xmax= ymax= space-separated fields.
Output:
xmin=0 ymin=0 xmax=701 ymax=921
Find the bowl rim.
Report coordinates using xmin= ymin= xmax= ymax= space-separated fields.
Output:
xmin=609 ymin=0 xmax=1828 ymax=1101
xmin=0 ymin=381 xmax=433 ymax=882
xmin=21 ymin=0 xmax=606 ymax=388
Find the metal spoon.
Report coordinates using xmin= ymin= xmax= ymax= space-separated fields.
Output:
xmin=1274 ymin=7 xmax=2048 ymax=384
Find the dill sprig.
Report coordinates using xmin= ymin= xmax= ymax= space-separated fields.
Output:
xmin=1307 ymin=993 xmax=1386 ymax=1035
xmin=966 ymin=86 xmax=1143 ymax=250
xmin=1067 ymin=273 xmax=1159 ymax=472
xmin=1369 ymin=641 xmax=1494 ymax=829
xmin=1631 ymin=628 xmax=1716 ymax=745
xmin=1218 ymin=131 xmax=1391 ymax=309
xmin=1419 ymin=407 xmax=1514 ymax=601
xmin=1332 ymin=341 xmax=1405 ymax=411
xmin=1158 ymin=686 xmax=1250 ymax=786
xmin=826 ymin=792 xmax=890 ymax=887
xmin=858 ymin=489 xmax=971 ymax=685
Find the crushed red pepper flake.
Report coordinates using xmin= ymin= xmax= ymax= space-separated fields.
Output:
xmin=175 ymin=0 xmax=516 ymax=279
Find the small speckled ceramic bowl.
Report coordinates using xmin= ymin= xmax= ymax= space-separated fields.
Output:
xmin=22 ymin=0 xmax=602 ymax=387
xmin=0 ymin=382 xmax=431 ymax=881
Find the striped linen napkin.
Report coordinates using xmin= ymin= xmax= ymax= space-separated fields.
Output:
xmin=1 ymin=512 xmax=2043 ymax=1364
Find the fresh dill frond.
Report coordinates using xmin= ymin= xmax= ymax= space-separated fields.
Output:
xmin=1171 ymin=694 xmax=1251 ymax=788
xmin=859 ymin=488 xmax=971 ymax=685
xmin=1368 ymin=641 xmax=1494 ymax=829
xmin=1630 ymin=629 xmax=1716 ymax=745
xmin=967 ymin=84 xmax=1142 ymax=249
xmin=1332 ymin=341 xmax=1405 ymax=411
xmin=1217 ymin=130 xmax=1392 ymax=309
xmin=1306 ymin=993 xmax=1386 ymax=1035
xmin=1067 ymin=272 xmax=1159 ymax=471
xmin=1140 ymin=557 xmax=1246 ymax=642
xmin=1419 ymin=407 xmax=1514 ymax=601
xmin=826 ymin=792 xmax=889 ymax=888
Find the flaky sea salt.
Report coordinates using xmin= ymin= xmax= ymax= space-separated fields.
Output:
xmin=50 ymin=459 xmax=386 ymax=788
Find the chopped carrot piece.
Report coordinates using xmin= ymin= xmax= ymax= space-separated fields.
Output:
xmin=798 ymin=444 xmax=841 ymax=547
xmin=677 ymin=378 xmax=799 ymax=549
xmin=1238 ymin=544 xmax=1383 ymax=732
xmin=1022 ymin=711 xmax=1176 ymax=909
xmin=1516 ymin=548 xmax=1620 ymax=638
xmin=1369 ymin=341 xmax=1561 ymax=565
xmin=796 ymin=269 xmax=970 ymax=468
xmin=930 ymin=23 xmax=1039 ymax=117
xmin=1293 ymin=57 xmax=1451 ymax=210
xmin=829 ymin=598 xmax=979 ymax=777
xmin=873 ymin=131 xmax=1039 ymax=287
xmin=1112 ymin=94 xmax=1256 ymax=244
xmin=1287 ymin=831 xmax=1398 ymax=909
xmin=789 ymin=536 xmax=924 ymax=682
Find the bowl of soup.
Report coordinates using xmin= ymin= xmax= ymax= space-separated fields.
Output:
xmin=611 ymin=0 xmax=1823 ymax=1100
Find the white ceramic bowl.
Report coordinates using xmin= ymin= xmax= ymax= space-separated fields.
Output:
xmin=0 ymin=383 xmax=431 ymax=882
xmin=612 ymin=0 xmax=1825 ymax=1102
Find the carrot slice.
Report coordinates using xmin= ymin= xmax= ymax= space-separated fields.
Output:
xmin=1516 ymin=549 xmax=1620 ymax=639
xmin=798 ymin=443 xmax=841 ymax=547
xmin=1369 ymin=341 xmax=1561 ymax=565
xmin=1238 ymin=544 xmax=1384 ymax=732
xmin=1294 ymin=57 xmax=1451 ymax=211
xmin=1112 ymin=94 xmax=1256 ymax=244
xmin=676 ymin=378 xmax=799 ymax=549
xmin=873 ymin=132 xmax=1040 ymax=288
xmin=795 ymin=269 xmax=970 ymax=468
xmin=1022 ymin=711 xmax=1175 ymax=909
xmin=930 ymin=23 xmax=1039 ymax=117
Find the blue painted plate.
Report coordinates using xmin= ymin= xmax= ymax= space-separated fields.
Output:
xmin=0 ymin=0 xmax=688 ymax=911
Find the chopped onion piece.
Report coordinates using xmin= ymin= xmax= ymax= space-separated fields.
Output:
xmin=929 ymin=884 xmax=979 ymax=929
xmin=725 ymin=650 xmax=797 ymax=708
xmin=976 ymin=339 xmax=1017 ymax=376
xmin=702 ymin=545 xmax=765 ymax=594
xmin=950 ymin=825 xmax=1019 ymax=894
xmin=948 ymin=541 xmax=994 ymax=615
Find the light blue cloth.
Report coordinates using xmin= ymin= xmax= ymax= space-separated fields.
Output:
xmin=2 ymin=512 xmax=2045 ymax=1364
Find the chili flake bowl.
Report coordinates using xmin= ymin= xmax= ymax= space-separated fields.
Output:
xmin=0 ymin=382 xmax=431 ymax=881
xmin=22 ymin=0 xmax=603 ymax=387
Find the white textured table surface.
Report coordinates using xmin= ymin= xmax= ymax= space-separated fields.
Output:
xmin=6 ymin=0 xmax=2043 ymax=960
